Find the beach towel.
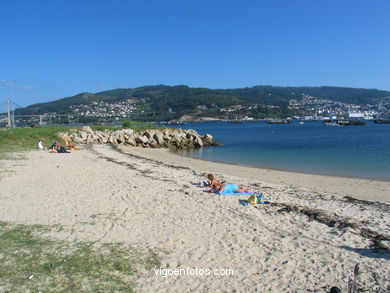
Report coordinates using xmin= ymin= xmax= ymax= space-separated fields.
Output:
xmin=207 ymin=188 xmax=255 ymax=196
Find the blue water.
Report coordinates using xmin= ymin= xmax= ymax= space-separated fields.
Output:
xmin=169 ymin=121 xmax=390 ymax=181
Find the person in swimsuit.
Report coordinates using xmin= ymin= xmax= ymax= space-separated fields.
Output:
xmin=207 ymin=173 xmax=224 ymax=188
xmin=216 ymin=183 xmax=253 ymax=194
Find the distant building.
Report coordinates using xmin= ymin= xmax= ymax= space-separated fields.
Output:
xmin=348 ymin=111 xmax=364 ymax=118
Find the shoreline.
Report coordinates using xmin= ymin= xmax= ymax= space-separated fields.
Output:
xmin=173 ymin=149 xmax=390 ymax=183
xmin=117 ymin=145 xmax=390 ymax=204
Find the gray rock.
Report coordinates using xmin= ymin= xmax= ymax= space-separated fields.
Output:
xmin=79 ymin=131 xmax=87 ymax=140
xmin=72 ymin=136 xmax=84 ymax=144
xmin=203 ymin=133 xmax=213 ymax=143
xmin=153 ymin=133 xmax=164 ymax=145
xmin=126 ymin=135 xmax=137 ymax=146
xmin=194 ymin=136 xmax=203 ymax=147
xmin=82 ymin=126 xmax=93 ymax=134
xmin=115 ymin=132 xmax=125 ymax=144
xmin=60 ymin=127 xmax=214 ymax=150
xmin=123 ymin=129 xmax=134 ymax=135
xmin=135 ymin=135 xmax=148 ymax=144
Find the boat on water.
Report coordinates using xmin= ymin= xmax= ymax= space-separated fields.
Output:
xmin=324 ymin=122 xmax=341 ymax=127
xmin=374 ymin=119 xmax=390 ymax=124
xmin=337 ymin=120 xmax=366 ymax=126
xmin=323 ymin=119 xmax=366 ymax=126
xmin=159 ymin=121 xmax=187 ymax=125
xmin=266 ymin=119 xmax=291 ymax=124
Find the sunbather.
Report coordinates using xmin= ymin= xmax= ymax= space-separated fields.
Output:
xmin=215 ymin=183 xmax=253 ymax=194
xmin=207 ymin=173 xmax=224 ymax=187
xmin=50 ymin=141 xmax=58 ymax=153
xmin=66 ymin=140 xmax=78 ymax=150
xmin=50 ymin=141 xmax=69 ymax=153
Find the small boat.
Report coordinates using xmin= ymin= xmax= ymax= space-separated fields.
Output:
xmin=374 ymin=119 xmax=390 ymax=124
xmin=324 ymin=122 xmax=340 ymax=127
xmin=337 ymin=120 xmax=366 ymax=126
xmin=159 ymin=121 xmax=187 ymax=125
xmin=226 ymin=120 xmax=246 ymax=124
xmin=266 ymin=119 xmax=291 ymax=124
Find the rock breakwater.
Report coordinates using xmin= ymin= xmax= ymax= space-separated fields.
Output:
xmin=58 ymin=126 xmax=219 ymax=149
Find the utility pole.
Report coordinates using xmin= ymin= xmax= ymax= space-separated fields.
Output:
xmin=7 ymin=99 xmax=11 ymax=127
xmin=11 ymin=100 xmax=15 ymax=127
xmin=6 ymin=99 xmax=15 ymax=127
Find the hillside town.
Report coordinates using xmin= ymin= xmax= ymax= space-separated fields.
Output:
xmin=1 ymin=93 xmax=390 ymax=127
xmin=288 ymin=94 xmax=390 ymax=120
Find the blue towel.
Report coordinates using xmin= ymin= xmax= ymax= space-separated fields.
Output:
xmin=207 ymin=188 xmax=254 ymax=196
xmin=221 ymin=192 xmax=255 ymax=196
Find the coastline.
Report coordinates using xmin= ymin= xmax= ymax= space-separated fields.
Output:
xmin=117 ymin=145 xmax=390 ymax=204
xmin=174 ymin=149 xmax=390 ymax=182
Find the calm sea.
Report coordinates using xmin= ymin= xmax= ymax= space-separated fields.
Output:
xmin=169 ymin=121 xmax=390 ymax=181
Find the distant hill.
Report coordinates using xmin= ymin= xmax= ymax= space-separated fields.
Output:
xmin=15 ymin=85 xmax=390 ymax=116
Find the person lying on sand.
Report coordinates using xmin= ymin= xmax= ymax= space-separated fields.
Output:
xmin=66 ymin=140 xmax=78 ymax=150
xmin=50 ymin=141 xmax=70 ymax=153
xmin=207 ymin=173 xmax=224 ymax=187
xmin=215 ymin=183 xmax=253 ymax=194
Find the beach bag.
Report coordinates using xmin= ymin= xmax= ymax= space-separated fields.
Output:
xmin=247 ymin=194 xmax=258 ymax=205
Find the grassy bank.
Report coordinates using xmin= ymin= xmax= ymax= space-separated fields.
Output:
xmin=0 ymin=221 xmax=160 ymax=292
xmin=0 ymin=123 xmax=158 ymax=157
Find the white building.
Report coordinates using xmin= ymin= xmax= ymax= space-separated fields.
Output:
xmin=348 ymin=111 xmax=364 ymax=118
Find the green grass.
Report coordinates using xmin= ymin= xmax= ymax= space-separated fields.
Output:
xmin=0 ymin=127 xmax=66 ymax=155
xmin=0 ymin=221 xmax=160 ymax=293
xmin=0 ymin=123 xmax=160 ymax=158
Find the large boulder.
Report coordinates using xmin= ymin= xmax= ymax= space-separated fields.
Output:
xmin=153 ymin=133 xmax=164 ymax=145
xmin=135 ymin=135 xmax=148 ymax=144
xmin=203 ymin=134 xmax=213 ymax=143
xmin=194 ymin=136 xmax=203 ymax=147
xmin=82 ymin=126 xmax=93 ymax=134
xmin=79 ymin=131 xmax=88 ymax=141
xmin=123 ymin=129 xmax=134 ymax=135
xmin=143 ymin=130 xmax=156 ymax=139
xmin=72 ymin=136 xmax=84 ymax=144
xmin=115 ymin=131 xmax=125 ymax=144
xmin=126 ymin=135 xmax=137 ymax=146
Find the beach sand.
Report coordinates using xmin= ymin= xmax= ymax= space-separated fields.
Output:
xmin=0 ymin=144 xmax=389 ymax=292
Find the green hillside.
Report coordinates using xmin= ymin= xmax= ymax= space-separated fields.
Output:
xmin=15 ymin=85 xmax=390 ymax=117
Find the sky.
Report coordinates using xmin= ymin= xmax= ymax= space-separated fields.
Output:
xmin=0 ymin=0 xmax=389 ymax=107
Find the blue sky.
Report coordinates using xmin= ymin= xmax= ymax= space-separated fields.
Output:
xmin=0 ymin=0 xmax=389 ymax=107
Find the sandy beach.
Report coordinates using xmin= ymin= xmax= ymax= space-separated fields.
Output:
xmin=1 ymin=144 xmax=389 ymax=292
